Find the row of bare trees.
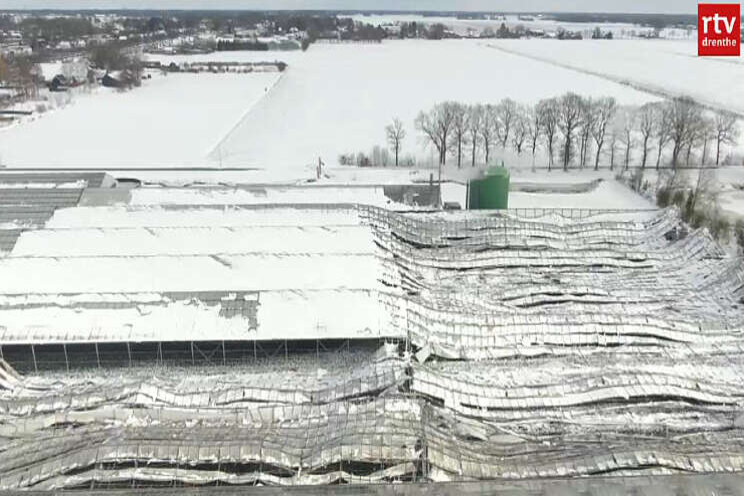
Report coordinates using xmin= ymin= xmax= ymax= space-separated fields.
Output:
xmin=0 ymin=55 xmax=42 ymax=99
xmin=412 ymin=95 xmax=740 ymax=172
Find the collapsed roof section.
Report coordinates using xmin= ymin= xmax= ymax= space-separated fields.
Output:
xmin=2 ymin=347 xmax=744 ymax=489
xmin=366 ymin=206 xmax=744 ymax=360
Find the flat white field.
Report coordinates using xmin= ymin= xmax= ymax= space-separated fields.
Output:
xmin=1 ymin=40 xmax=655 ymax=170
xmin=488 ymin=39 xmax=744 ymax=116
xmin=0 ymin=72 xmax=280 ymax=167
xmin=212 ymin=40 xmax=656 ymax=169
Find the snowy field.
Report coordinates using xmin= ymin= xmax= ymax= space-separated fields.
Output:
xmin=0 ymin=38 xmax=737 ymax=217
xmin=210 ymin=40 xmax=656 ymax=170
xmin=1 ymin=40 xmax=656 ymax=170
xmin=0 ymin=72 xmax=280 ymax=167
xmin=3 ymin=39 xmax=740 ymax=173
xmin=488 ymin=39 xmax=744 ymax=117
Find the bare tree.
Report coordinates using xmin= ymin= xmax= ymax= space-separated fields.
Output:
xmin=7 ymin=56 xmax=41 ymax=98
xmin=637 ymin=102 xmax=657 ymax=169
xmin=669 ymin=97 xmax=702 ymax=168
xmin=696 ymin=116 xmax=714 ymax=166
xmin=496 ymin=98 xmax=518 ymax=148
xmin=449 ymin=103 xmax=469 ymax=168
xmin=557 ymin=92 xmax=583 ymax=171
xmin=385 ymin=118 xmax=406 ymax=167
xmin=713 ymin=111 xmax=739 ymax=166
xmin=415 ymin=102 xmax=457 ymax=204
xmin=578 ymin=97 xmax=596 ymax=168
xmin=480 ymin=104 xmax=499 ymax=166
xmin=0 ymin=56 xmax=10 ymax=84
xmin=537 ymin=98 xmax=559 ymax=171
xmin=525 ymin=104 xmax=542 ymax=169
xmin=614 ymin=106 xmax=638 ymax=170
xmin=415 ymin=102 xmax=457 ymax=167
xmin=591 ymin=97 xmax=616 ymax=170
xmin=512 ymin=108 xmax=529 ymax=155
xmin=654 ymin=102 xmax=673 ymax=169
xmin=466 ymin=105 xmax=482 ymax=167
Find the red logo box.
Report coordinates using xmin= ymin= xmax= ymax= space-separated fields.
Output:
xmin=699 ymin=3 xmax=740 ymax=56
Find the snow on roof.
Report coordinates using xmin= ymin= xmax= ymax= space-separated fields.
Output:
xmin=46 ymin=204 xmax=363 ymax=229
xmin=0 ymin=253 xmax=382 ymax=294
xmin=128 ymin=185 xmax=410 ymax=209
xmin=0 ymin=288 xmax=391 ymax=344
xmin=11 ymin=225 xmax=375 ymax=257
xmin=0 ymin=203 xmax=395 ymax=343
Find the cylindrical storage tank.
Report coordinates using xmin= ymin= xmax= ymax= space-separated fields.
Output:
xmin=468 ymin=167 xmax=510 ymax=209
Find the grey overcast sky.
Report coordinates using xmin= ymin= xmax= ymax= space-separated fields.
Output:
xmin=2 ymin=0 xmax=703 ymax=14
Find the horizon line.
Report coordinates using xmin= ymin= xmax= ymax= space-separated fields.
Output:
xmin=0 ymin=8 xmax=698 ymax=15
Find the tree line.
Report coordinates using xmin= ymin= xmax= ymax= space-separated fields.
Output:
xmin=411 ymin=95 xmax=740 ymax=171
xmin=0 ymin=55 xmax=42 ymax=99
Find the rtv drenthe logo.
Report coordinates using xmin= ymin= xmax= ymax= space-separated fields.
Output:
xmin=698 ymin=3 xmax=740 ymax=56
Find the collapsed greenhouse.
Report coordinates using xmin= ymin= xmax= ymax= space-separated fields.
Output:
xmin=1 ymin=174 xmax=744 ymax=492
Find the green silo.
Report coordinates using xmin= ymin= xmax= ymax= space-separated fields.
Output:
xmin=468 ymin=167 xmax=510 ymax=210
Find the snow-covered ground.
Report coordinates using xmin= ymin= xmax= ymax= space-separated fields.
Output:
xmin=210 ymin=40 xmax=657 ymax=170
xmin=441 ymin=169 xmax=654 ymax=209
xmin=509 ymin=180 xmax=654 ymax=209
xmin=1 ymin=40 xmax=656 ymax=170
xmin=488 ymin=39 xmax=744 ymax=117
xmin=0 ymin=71 xmax=280 ymax=167
xmin=0 ymin=39 xmax=732 ymax=218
